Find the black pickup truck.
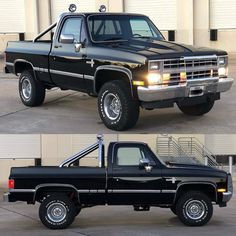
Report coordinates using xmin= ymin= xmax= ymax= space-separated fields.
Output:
xmin=4 ymin=135 xmax=233 ymax=229
xmin=4 ymin=6 xmax=234 ymax=131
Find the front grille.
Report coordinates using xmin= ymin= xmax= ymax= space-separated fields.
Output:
xmin=162 ymin=56 xmax=218 ymax=85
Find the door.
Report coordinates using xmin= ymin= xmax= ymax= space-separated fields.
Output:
xmin=107 ymin=143 xmax=164 ymax=205
xmin=50 ymin=16 xmax=87 ymax=91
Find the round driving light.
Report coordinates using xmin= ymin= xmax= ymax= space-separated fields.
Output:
xmin=69 ymin=4 xmax=77 ymax=13
xmin=99 ymin=5 xmax=107 ymax=12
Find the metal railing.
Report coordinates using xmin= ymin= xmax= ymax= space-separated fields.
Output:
xmin=177 ymin=137 xmax=221 ymax=168
xmin=156 ymin=136 xmax=201 ymax=164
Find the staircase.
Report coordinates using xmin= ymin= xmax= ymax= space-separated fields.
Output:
xmin=156 ymin=136 xmax=201 ymax=164
xmin=156 ymin=135 xmax=221 ymax=168
xmin=178 ymin=137 xmax=221 ymax=168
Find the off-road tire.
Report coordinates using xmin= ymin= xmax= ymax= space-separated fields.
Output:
xmin=177 ymin=100 xmax=214 ymax=116
xmin=39 ymin=194 xmax=76 ymax=230
xmin=176 ymin=191 xmax=213 ymax=226
xmin=19 ymin=70 xmax=45 ymax=107
xmin=98 ymin=80 xmax=140 ymax=131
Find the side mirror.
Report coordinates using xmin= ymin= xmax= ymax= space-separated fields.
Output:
xmin=139 ymin=158 xmax=153 ymax=173
xmin=60 ymin=34 xmax=75 ymax=44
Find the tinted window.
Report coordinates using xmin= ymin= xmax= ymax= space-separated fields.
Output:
xmin=60 ymin=18 xmax=82 ymax=42
xmin=88 ymin=15 xmax=163 ymax=42
xmin=117 ymin=147 xmax=145 ymax=166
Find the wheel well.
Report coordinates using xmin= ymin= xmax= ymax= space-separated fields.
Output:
xmin=14 ymin=61 xmax=34 ymax=75
xmin=35 ymin=187 xmax=79 ymax=204
xmin=175 ymin=184 xmax=217 ymax=203
xmin=95 ymin=69 xmax=132 ymax=94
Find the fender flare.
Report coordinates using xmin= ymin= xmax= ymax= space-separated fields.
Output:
xmin=14 ymin=59 xmax=38 ymax=79
xmin=173 ymin=181 xmax=217 ymax=203
xmin=33 ymin=183 xmax=80 ymax=203
xmin=93 ymin=65 xmax=134 ymax=97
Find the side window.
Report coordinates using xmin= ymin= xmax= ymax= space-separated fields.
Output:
xmin=116 ymin=146 xmax=145 ymax=166
xmin=60 ymin=18 xmax=82 ymax=43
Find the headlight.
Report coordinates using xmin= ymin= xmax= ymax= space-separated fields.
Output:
xmin=147 ymin=72 xmax=162 ymax=85
xmin=149 ymin=61 xmax=161 ymax=71
xmin=218 ymin=56 xmax=228 ymax=66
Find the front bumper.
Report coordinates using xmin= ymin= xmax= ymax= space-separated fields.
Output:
xmin=222 ymin=191 xmax=233 ymax=203
xmin=137 ymin=77 xmax=234 ymax=102
xmin=3 ymin=192 xmax=9 ymax=202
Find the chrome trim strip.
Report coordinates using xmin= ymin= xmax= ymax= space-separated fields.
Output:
xmin=50 ymin=69 xmax=83 ymax=79
xmin=84 ymin=75 xmax=94 ymax=80
xmin=108 ymin=190 xmax=161 ymax=193
xmin=162 ymin=190 xmax=176 ymax=193
xmin=6 ymin=62 xmax=14 ymax=66
xmin=10 ymin=189 xmax=35 ymax=193
xmin=77 ymin=189 xmax=106 ymax=193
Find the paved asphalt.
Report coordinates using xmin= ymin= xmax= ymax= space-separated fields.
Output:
xmin=0 ymin=182 xmax=235 ymax=236
xmin=0 ymin=56 xmax=236 ymax=134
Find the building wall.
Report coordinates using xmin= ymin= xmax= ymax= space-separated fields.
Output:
xmin=0 ymin=0 xmax=236 ymax=53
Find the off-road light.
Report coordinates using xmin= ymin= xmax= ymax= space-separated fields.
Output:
xmin=99 ymin=5 xmax=106 ymax=12
xmin=69 ymin=4 xmax=77 ymax=13
xmin=149 ymin=61 xmax=160 ymax=71
xmin=218 ymin=67 xmax=228 ymax=78
xmin=133 ymin=80 xmax=145 ymax=86
xmin=147 ymin=72 xmax=162 ymax=85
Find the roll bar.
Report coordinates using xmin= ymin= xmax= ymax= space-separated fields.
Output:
xmin=59 ymin=134 xmax=104 ymax=168
xmin=33 ymin=22 xmax=57 ymax=43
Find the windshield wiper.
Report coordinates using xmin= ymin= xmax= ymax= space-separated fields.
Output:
xmin=103 ymin=37 xmax=127 ymax=41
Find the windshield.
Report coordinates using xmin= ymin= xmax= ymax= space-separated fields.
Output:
xmin=88 ymin=15 xmax=164 ymax=42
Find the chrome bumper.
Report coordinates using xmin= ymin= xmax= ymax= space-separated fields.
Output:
xmin=137 ymin=77 xmax=234 ymax=102
xmin=222 ymin=191 xmax=233 ymax=203
xmin=3 ymin=192 xmax=9 ymax=202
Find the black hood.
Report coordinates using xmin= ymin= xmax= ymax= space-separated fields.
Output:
xmin=105 ymin=38 xmax=227 ymax=60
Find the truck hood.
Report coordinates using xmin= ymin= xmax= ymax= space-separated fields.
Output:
xmin=105 ymin=38 xmax=226 ymax=60
xmin=167 ymin=162 xmax=226 ymax=175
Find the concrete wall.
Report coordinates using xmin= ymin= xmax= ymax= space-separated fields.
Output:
xmin=0 ymin=34 xmax=19 ymax=54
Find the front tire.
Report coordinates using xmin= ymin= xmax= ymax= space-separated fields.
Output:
xmin=39 ymin=195 xmax=76 ymax=230
xmin=177 ymin=100 xmax=214 ymax=116
xmin=98 ymin=80 xmax=140 ymax=131
xmin=19 ymin=70 xmax=45 ymax=107
xmin=176 ymin=191 xmax=213 ymax=226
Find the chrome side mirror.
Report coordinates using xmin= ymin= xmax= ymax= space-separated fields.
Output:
xmin=60 ymin=34 xmax=75 ymax=44
xmin=139 ymin=158 xmax=152 ymax=172
xmin=75 ymin=43 xmax=82 ymax=52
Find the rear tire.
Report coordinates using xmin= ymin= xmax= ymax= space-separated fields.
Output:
xmin=176 ymin=191 xmax=213 ymax=226
xmin=19 ymin=70 xmax=45 ymax=107
xmin=39 ymin=194 xmax=76 ymax=230
xmin=98 ymin=80 xmax=140 ymax=131
xmin=177 ymin=100 xmax=214 ymax=116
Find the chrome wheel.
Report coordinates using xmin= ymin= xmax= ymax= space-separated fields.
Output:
xmin=47 ymin=203 xmax=67 ymax=223
xmin=103 ymin=93 xmax=121 ymax=120
xmin=185 ymin=200 xmax=205 ymax=220
xmin=21 ymin=77 xmax=32 ymax=100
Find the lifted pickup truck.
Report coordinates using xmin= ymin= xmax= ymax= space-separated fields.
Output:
xmin=4 ymin=135 xmax=233 ymax=229
xmin=4 ymin=6 xmax=234 ymax=131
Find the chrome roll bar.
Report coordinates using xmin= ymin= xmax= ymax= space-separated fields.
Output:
xmin=59 ymin=134 xmax=104 ymax=168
